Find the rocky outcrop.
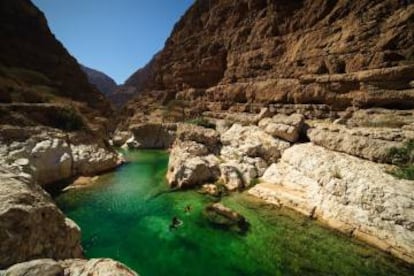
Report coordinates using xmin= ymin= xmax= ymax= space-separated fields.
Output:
xmin=127 ymin=123 xmax=176 ymax=149
xmin=0 ymin=126 xmax=122 ymax=186
xmin=59 ymin=258 xmax=137 ymax=276
xmin=0 ymin=167 xmax=82 ymax=269
xmin=221 ymin=124 xmax=290 ymax=164
xmin=204 ymin=203 xmax=249 ymax=234
xmin=81 ymin=65 xmax=118 ymax=96
xmin=167 ymin=122 xmax=290 ymax=190
xmin=176 ymin=123 xmax=220 ymax=152
xmin=167 ymin=140 xmax=220 ymax=188
xmin=0 ymin=0 xmax=112 ymax=122
xmin=258 ymin=113 xmax=304 ymax=142
xmin=249 ymin=143 xmax=414 ymax=264
xmin=121 ymin=0 xmax=414 ymax=125
xmin=307 ymin=123 xmax=414 ymax=163
xmin=1 ymin=258 xmax=137 ymax=276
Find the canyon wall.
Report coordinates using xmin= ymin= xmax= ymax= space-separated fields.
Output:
xmin=121 ymin=0 xmax=413 ymax=117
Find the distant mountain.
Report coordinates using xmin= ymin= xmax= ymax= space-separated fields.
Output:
xmin=81 ymin=65 xmax=118 ymax=95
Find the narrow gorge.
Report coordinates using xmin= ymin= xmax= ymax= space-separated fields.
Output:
xmin=1 ymin=0 xmax=413 ymax=275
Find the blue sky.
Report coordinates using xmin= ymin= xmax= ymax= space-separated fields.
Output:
xmin=32 ymin=0 xmax=194 ymax=84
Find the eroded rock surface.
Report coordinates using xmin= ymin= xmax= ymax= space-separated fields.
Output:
xmin=249 ymin=143 xmax=414 ymax=263
xmin=0 ymin=168 xmax=82 ymax=269
xmin=0 ymin=126 xmax=121 ymax=186
xmin=167 ymin=140 xmax=220 ymax=188
xmin=307 ymin=123 xmax=414 ymax=163
xmin=258 ymin=113 xmax=305 ymax=142
xmin=204 ymin=203 xmax=249 ymax=234
xmin=1 ymin=258 xmax=137 ymax=276
xmin=127 ymin=123 xmax=177 ymax=149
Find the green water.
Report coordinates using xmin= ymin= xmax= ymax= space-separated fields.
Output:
xmin=55 ymin=150 xmax=413 ymax=275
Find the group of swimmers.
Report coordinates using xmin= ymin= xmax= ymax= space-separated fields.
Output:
xmin=169 ymin=204 xmax=192 ymax=231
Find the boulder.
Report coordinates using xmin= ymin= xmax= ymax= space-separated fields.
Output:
xmin=1 ymin=258 xmax=138 ymax=276
xmin=128 ymin=123 xmax=176 ymax=149
xmin=258 ymin=113 xmax=304 ymax=142
xmin=219 ymin=164 xmax=244 ymax=191
xmin=0 ymin=127 xmax=121 ymax=186
xmin=221 ymin=124 xmax=290 ymax=164
xmin=307 ymin=123 xmax=414 ymax=163
xmin=167 ymin=141 xmax=220 ymax=188
xmin=176 ymin=123 xmax=220 ymax=153
xmin=249 ymin=143 xmax=414 ymax=264
xmin=60 ymin=258 xmax=137 ymax=275
xmin=200 ymin=184 xmax=220 ymax=196
xmin=1 ymin=259 xmax=63 ymax=276
xmin=112 ymin=131 xmax=131 ymax=147
xmin=204 ymin=203 xmax=249 ymax=234
xmin=0 ymin=167 xmax=82 ymax=269
xmin=71 ymin=144 xmax=121 ymax=176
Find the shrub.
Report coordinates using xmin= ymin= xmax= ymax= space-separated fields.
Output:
xmin=249 ymin=178 xmax=260 ymax=186
xmin=387 ymin=140 xmax=414 ymax=180
xmin=187 ymin=117 xmax=216 ymax=129
xmin=53 ymin=108 xmax=85 ymax=131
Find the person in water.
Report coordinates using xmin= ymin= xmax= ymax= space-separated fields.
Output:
xmin=184 ymin=204 xmax=192 ymax=213
xmin=169 ymin=216 xmax=182 ymax=231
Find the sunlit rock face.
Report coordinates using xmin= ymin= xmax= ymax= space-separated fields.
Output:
xmin=249 ymin=143 xmax=414 ymax=264
xmin=1 ymin=258 xmax=138 ymax=276
xmin=0 ymin=167 xmax=83 ymax=269
xmin=121 ymin=0 xmax=414 ymax=117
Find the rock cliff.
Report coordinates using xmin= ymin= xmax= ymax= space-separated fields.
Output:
xmin=0 ymin=0 xmax=132 ymax=273
xmin=120 ymin=0 xmax=413 ymax=120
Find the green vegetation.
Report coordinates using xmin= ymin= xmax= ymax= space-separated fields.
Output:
xmin=162 ymin=100 xmax=187 ymax=122
xmin=358 ymin=114 xmax=406 ymax=129
xmin=53 ymin=107 xmax=85 ymax=131
xmin=331 ymin=167 xmax=343 ymax=179
xmin=249 ymin=178 xmax=260 ymax=186
xmin=187 ymin=117 xmax=216 ymax=129
xmin=387 ymin=140 xmax=414 ymax=180
xmin=0 ymin=66 xmax=51 ymax=85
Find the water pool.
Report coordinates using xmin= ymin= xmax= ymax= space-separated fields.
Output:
xmin=55 ymin=150 xmax=413 ymax=275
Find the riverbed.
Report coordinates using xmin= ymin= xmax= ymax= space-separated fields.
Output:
xmin=55 ymin=150 xmax=413 ymax=275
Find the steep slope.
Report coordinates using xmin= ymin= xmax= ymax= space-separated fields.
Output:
xmin=0 ymin=0 xmax=128 ymax=270
xmin=81 ymin=64 xmax=118 ymax=95
xmin=109 ymin=55 xmax=158 ymax=109
xmin=0 ymin=0 xmax=113 ymax=130
xmin=122 ymin=0 xmax=414 ymax=125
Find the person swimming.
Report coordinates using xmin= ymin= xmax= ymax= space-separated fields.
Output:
xmin=169 ymin=216 xmax=182 ymax=231
xmin=184 ymin=204 xmax=192 ymax=213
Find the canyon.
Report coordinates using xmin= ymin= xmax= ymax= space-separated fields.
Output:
xmin=115 ymin=0 xmax=414 ymax=266
xmin=0 ymin=0 xmax=413 ymax=275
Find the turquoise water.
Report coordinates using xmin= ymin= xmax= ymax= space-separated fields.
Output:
xmin=55 ymin=150 xmax=413 ymax=275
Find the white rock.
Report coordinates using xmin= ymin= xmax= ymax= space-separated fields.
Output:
xmin=250 ymin=143 xmax=414 ymax=264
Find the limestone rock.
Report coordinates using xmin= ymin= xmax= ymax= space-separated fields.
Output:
xmin=200 ymin=184 xmax=220 ymax=196
xmin=2 ymin=258 xmax=137 ymax=276
xmin=0 ymin=127 xmax=121 ymax=186
xmin=258 ymin=114 xmax=304 ymax=142
xmin=60 ymin=258 xmax=137 ymax=276
xmin=0 ymin=168 xmax=82 ymax=269
xmin=307 ymin=123 xmax=414 ymax=163
xmin=204 ymin=203 xmax=249 ymax=234
xmin=249 ymin=143 xmax=414 ymax=263
xmin=71 ymin=144 xmax=121 ymax=176
xmin=122 ymin=0 xmax=414 ymax=125
xmin=219 ymin=163 xmax=244 ymax=191
xmin=128 ymin=123 xmax=176 ymax=149
xmin=176 ymin=123 xmax=220 ymax=152
xmin=1 ymin=259 xmax=63 ymax=276
xmin=112 ymin=131 xmax=131 ymax=147
xmin=167 ymin=141 xmax=220 ymax=188
xmin=221 ymin=124 xmax=290 ymax=163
